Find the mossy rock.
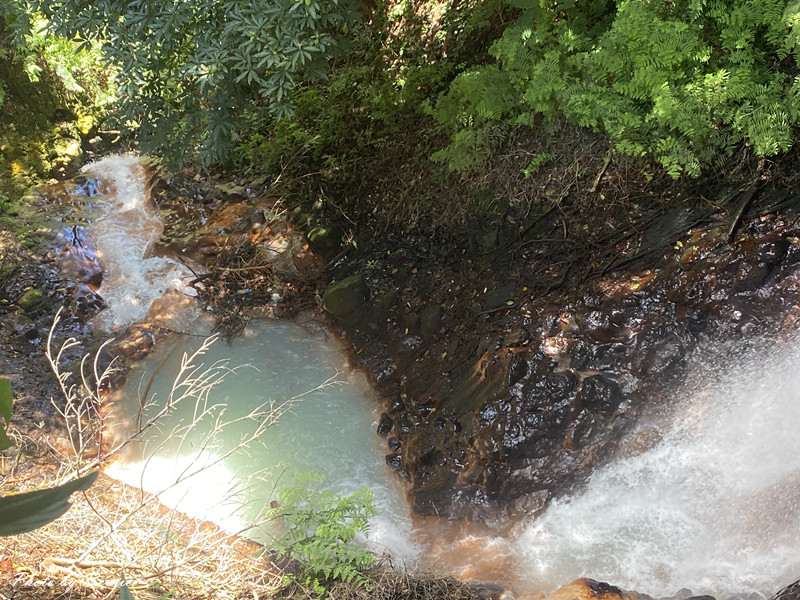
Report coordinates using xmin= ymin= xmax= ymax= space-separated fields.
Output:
xmin=323 ymin=274 xmax=368 ymax=318
xmin=18 ymin=288 xmax=45 ymax=313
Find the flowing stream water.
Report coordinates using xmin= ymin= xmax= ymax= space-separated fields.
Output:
xmin=515 ymin=339 xmax=800 ymax=597
xmin=74 ymin=154 xmax=800 ymax=599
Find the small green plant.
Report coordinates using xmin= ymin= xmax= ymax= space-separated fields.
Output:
xmin=274 ymin=481 xmax=376 ymax=597
xmin=522 ymin=152 xmax=553 ymax=178
xmin=39 ymin=0 xmax=356 ymax=165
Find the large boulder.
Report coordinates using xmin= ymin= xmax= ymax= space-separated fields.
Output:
xmin=548 ymin=579 xmax=641 ymax=600
xmin=322 ymin=274 xmax=368 ymax=318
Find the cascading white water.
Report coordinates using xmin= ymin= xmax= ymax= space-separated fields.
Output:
xmin=80 ymin=155 xmax=194 ymax=330
xmin=515 ymin=338 xmax=800 ymax=597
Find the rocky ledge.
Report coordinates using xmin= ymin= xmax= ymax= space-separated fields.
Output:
xmin=322 ymin=192 xmax=800 ymax=523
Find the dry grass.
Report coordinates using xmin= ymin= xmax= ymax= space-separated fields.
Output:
xmin=2 ymin=305 xmax=483 ymax=600
xmin=327 ymin=568 xmax=483 ymax=600
xmin=1 ymin=470 xmax=282 ymax=599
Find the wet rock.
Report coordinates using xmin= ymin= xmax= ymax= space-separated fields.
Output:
xmin=508 ymin=353 xmax=529 ymax=386
xmin=733 ymin=260 xmax=772 ymax=293
xmin=578 ymin=374 xmax=624 ymax=417
xmin=757 ymin=237 xmax=789 ymax=266
xmin=508 ymin=489 xmax=549 ymax=519
xmin=114 ymin=327 xmax=156 ymax=361
xmin=636 ymin=332 xmax=685 ymax=376
xmin=322 ymin=274 xmax=368 ymax=318
xmin=548 ymin=579 xmax=634 ymax=600
xmin=504 ymin=324 xmax=530 ymax=347
xmin=387 ymin=436 xmax=401 ymax=451
xmin=385 ymin=453 xmax=403 ymax=471
xmin=17 ymin=288 xmax=45 ymax=314
xmin=377 ymin=413 xmax=393 ymax=437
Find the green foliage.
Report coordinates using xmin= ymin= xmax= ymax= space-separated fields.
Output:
xmin=234 ymin=0 xmax=510 ymax=207
xmin=0 ymin=377 xmax=13 ymax=450
xmin=39 ymin=0 xmax=357 ymax=166
xmin=522 ymin=151 xmax=553 ymax=177
xmin=435 ymin=0 xmax=800 ymax=177
xmin=0 ymin=2 xmax=113 ymax=208
xmin=274 ymin=482 xmax=376 ymax=596
xmin=0 ymin=471 xmax=98 ymax=536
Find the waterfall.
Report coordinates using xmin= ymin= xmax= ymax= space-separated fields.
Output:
xmin=80 ymin=155 xmax=194 ymax=330
xmin=515 ymin=337 xmax=800 ymax=597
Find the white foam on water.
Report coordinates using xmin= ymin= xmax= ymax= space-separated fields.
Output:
xmin=515 ymin=338 xmax=800 ymax=597
xmin=81 ymin=154 xmax=193 ymax=330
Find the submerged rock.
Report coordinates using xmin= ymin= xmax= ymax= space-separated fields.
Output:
xmin=377 ymin=412 xmax=393 ymax=437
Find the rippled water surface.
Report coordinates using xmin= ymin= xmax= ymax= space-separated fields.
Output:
xmin=107 ymin=320 xmax=419 ymax=561
xmin=81 ymin=155 xmax=193 ymax=330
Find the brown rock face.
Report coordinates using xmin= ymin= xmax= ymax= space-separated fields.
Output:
xmin=335 ymin=204 xmax=800 ymax=521
xmin=548 ymin=579 xmax=637 ymax=600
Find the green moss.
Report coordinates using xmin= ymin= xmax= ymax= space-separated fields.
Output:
xmin=322 ymin=274 xmax=368 ymax=318
xmin=18 ymin=288 xmax=45 ymax=313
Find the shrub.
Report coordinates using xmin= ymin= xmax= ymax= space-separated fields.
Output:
xmin=39 ymin=0 xmax=357 ymax=166
xmin=0 ymin=2 xmax=113 ymax=207
xmin=435 ymin=0 xmax=800 ymax=177
xmin=274 ymin=483 xmax=376 ymax=597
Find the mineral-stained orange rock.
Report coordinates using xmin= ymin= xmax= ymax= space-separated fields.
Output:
xmin=548 ymin=579 xmax=640 ymax=600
